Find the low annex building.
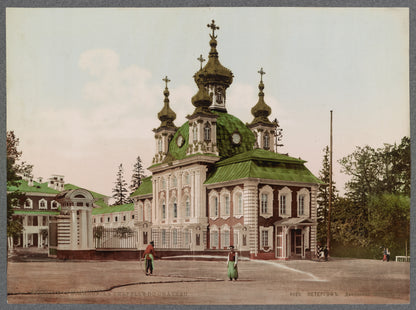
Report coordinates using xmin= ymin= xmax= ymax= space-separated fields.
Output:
xmin=7 ymin=175 xmax=109 ymax=251
xmin=131 ymin=20 xmax=323 ymax=260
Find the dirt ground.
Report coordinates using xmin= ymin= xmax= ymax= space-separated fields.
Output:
xmin=6 ymin=253 xmax=410 ymax=305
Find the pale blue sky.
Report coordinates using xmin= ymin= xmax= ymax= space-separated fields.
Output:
xmin=7 ymin=7 xmax=409 ymax=196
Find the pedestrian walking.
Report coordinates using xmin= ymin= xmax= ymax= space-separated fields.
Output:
xmin=227 ymin=245 xmax=238 ymax=281
xmin=386 ymin=248 xmax=390 ymax=262
xmin=143 ymin=241 xmax=156 ymax=276
xmin=383 ymin=248 xmax=387 ymax=261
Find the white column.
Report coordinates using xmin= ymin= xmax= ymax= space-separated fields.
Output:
xmin=153 ymin=179 xmax=158 ymax=223
xmin=71 ymin=210 xmax=78 ymax=249
xmin=244 ymin=181 xmax=258 ymax=257
xmin=191 ymin=171 xmax=196 ymax=218
xmin=87 ymin=210 xmax=93 ymax=248
xmin=80 ymin=210 xmax=88 ymax=250
xmin=310 ymin=186 xmax=318 ymax=255
xmin=178 ymin=172 xmax=182 ymax=219
xmin=166 ymin=174 xmax=170 ymax=222
xmin=195 ymin=169 xmax=200 ymax=219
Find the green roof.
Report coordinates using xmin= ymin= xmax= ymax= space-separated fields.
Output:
xmin=131 ymin=176 xmax=153 ymax=197
xmin=168 ymin=122 xmax=189 ymax=160
xmin=213 ymin=111 xmax=256 ymax=159
xmin=217 ymin=148 xmax=306 ymax=166
xmin=7 ymin=180 xmax=60 ymax=194
xmin=167 ymin=111 xmax=256 ymax=161
xmin=13 ymin=210 xmax=60 ymax=215
xmin=205 ymin=149 xmax=323 ymax=185
xmin=92 ymin=203 xmax=134 ymax=215
xmin=64 ymin=184 xmax=107 ymax=200
xmin=7 ymin=180 xmax=109 ymax=207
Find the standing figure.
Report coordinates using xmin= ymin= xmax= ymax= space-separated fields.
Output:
xmin=227 ymin=245 xmax=238 ymax=281
xmin=143 ymin=241 xmax=156 ymax=276
xmin=323 ymin=247 xmax=329 ymax=261
xmin=383 ymin=248 xmax=387 ymax=261
xmin=386 ymin=248 xmax=390 ymax=262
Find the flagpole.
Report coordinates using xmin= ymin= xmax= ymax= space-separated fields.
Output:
xmin=327 ymin=110 xmax=333 ymax=251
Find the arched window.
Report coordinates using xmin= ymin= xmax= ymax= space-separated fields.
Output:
xmin=220 ymin=189 xmax=230 ymax=218
xmin=259 ymin=185 xmax=273 ymax=218
xmin=297 ymin=188 xmax=310 ymax=217
xmin=39 ymin=199 xmax=47 ymax=210
xmin=204 ymin=123 xmax=211 ymax=141
xmin=279 ymin=186 xmax=292 ymax=218
xmin=24 ymin=199 xmax=33 ymax=209
xmin=158 ymin=138 xmax=162 ymax=152
xmin=233 ymin=187 xmax=243 ymax=217
xmin=209 ymin=192 xmax=219 ymax=219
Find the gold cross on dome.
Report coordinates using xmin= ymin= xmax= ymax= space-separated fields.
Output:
xmin=258 ymin=67 xmax=266 ymax=82
xmin=163 ymin=76 xmax=171 ymax=88
xmin=207 ymin=20 xmax=219 ymax=38
xmin=197 ymin=54 xmax=206 ymax=69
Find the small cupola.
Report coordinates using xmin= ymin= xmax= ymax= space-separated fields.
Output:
xmin=153 ymin=76 xmax=178 ymax=164
xmin=157 ymin=76 xmax=177 ymax=130
xmin=250 ymin=68 xmax=273 ymax=126
xmin=248 ymin=68 xmax=282 ymax=152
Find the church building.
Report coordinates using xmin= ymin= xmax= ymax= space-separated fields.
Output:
xmin=131 ymin=20 xmax=323 ymax=260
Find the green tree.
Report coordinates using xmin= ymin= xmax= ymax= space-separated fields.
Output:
xmin=130 ymin=156 xmax=145 ymax=193
xmin=334 ymin=136 xmax=410 ymax=258
xmin=316 ymin=146 xmax=338 ymax=245
xmin=112 ymin=163 xmax=130 ymax=205
xmin=367 ymin=193 xmax=410 ymax=257
xmin=6 ymin=131 xmax=32 ymax=245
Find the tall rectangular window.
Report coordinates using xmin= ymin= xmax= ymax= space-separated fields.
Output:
xmin=237 ymin=193 xmax=243 ymax=215
xmin=280 ymin=195 xmax=286 ymax=215
xmin=173 ymin=202 xmax=178 ymax=218
xmin=261 ymin=193 xmax=268 ymax=214
xmin=213 ymin=197 xmax=218 ymax=217
xmin=261 ymin=230 xmax=268 ymax=248
xmin=185 ymin=198 xmax=190 ymax=217
xmin=299 ymin=195 xmax=305 ymax=216
xmin=225 ymin=196 xmax=230 ymax=215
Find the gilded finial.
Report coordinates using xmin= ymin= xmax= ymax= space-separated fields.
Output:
xmin=207 ymin=20 xmax=219 ymax=38
xmin=258 ymin=67 xmax=266 ymax=82
xmin=197 ymin=54 xmax=206 ymax=70
xmin=163 ymin=76 xmax=171 ymax=89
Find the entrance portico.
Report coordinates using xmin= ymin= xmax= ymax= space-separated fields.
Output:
xmin=274 ymin=218 xmax=316 ymax=259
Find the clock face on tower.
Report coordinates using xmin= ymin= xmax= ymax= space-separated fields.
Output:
xmin=177 ymin=135 xmax=184 ymax=147
xmin=232 ymin=132 xmax=241 ymax=145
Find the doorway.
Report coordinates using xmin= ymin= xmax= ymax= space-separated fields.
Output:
xmin=290 ymin=229 xmax=302 ymax=257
